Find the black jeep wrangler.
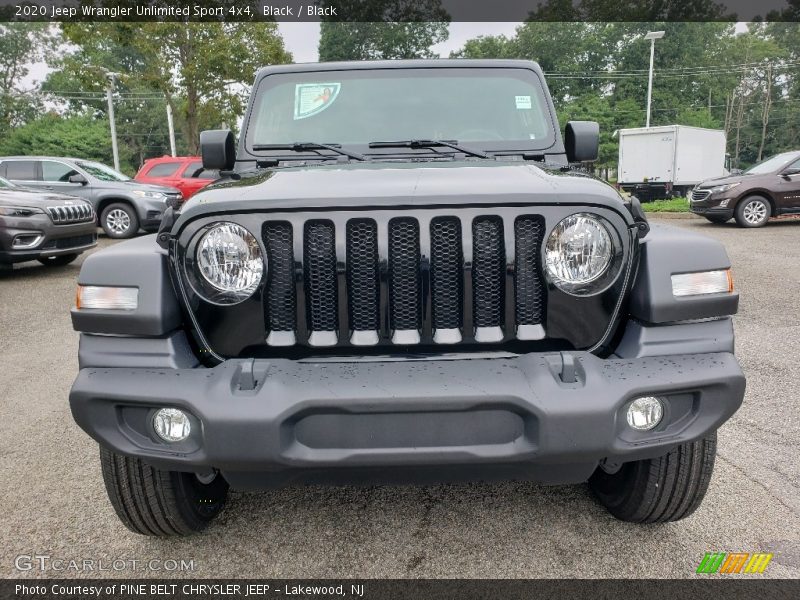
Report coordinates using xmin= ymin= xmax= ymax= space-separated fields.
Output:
xmin=69 ymin=60 xmax=745 ymax=536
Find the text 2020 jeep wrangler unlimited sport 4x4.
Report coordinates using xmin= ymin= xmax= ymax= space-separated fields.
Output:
xmin=69 ymin=60 xmax=745 ymax=536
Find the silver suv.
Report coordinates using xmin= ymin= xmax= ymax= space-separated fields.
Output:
xmin=0 ymin=157 xmax=181 ymax=238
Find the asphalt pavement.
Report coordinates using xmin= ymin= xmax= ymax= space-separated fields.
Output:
xmin=1 ymin=217 xmax=798 ymax=579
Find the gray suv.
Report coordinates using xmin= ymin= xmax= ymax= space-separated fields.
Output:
xmin=0 ymin=157 xmax=181 ymax=238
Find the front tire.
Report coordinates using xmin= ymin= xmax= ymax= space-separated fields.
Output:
xmin=37 ymin=253 xmax=79 ymax=267
xmin=99 ymin=446 xmax=228 ymax=536
xmin=734 ymin=196 xmax=771 ymax=228
xmin=101 ymin=202 xmax=139 ymax=238
xmin=589 ymin=432 xmax=717 ymax=523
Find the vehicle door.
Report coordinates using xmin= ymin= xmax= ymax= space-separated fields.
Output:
xmin=39 ymin=160 xmax=94 ymax=202
xmin=0 ymin=159 xmax=41 ymax=189
xmin=179 ymin=161 xmax=217 ymax=198
xmin=142 ymin=161 xmax=184 ymax=190
xmin=776 ymin=157 xmax=800 ymax=212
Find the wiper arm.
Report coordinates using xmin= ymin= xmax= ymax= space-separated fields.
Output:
xmin=368 ymin=139 xmax=491 ymax=159
xmin=252 ymin=142 xmax=368 ymax=162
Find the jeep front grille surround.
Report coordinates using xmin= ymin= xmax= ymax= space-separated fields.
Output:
xmin=259 ymin=213 xmax=545 ymax=348
xmin=47 ymin=204 xmax=94 ymax=224
xmin=177 ymin=206 xmax=634 ymax=358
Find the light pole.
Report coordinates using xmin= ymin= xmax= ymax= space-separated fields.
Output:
xmin=644 ymin=30 xmax=665 ymax=128
xmin=104 ymin=72 xmax=121 ymax=172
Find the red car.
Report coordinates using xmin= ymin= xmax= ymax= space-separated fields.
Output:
xmin=134 ymin=156 xmax=218 ymax=200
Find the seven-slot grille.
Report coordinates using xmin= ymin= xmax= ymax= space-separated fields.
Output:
xmin=260 ymin=214 xmax=547 ymax=348
xmin=47 ymin=203 xmax=94 ymax=224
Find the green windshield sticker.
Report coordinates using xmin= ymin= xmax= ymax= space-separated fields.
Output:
xmin=294 ymin=83 xmax=341 ymax=120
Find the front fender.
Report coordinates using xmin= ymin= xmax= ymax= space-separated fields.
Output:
xmin=70 ymin=235 xmax=182 ymax=335
xmin=628 ymin=223 xmax=739 ymax=323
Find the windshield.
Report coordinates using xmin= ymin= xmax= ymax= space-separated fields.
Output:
xmin=76 ymin=160 xmax=130 ymax=182
xmin=743 ymin=152 xmax=800 ymax=175
xmin=0 ymin=176 xmax=14 ymax=189
xmin=246 ymin=67 xmax=555 ymax=154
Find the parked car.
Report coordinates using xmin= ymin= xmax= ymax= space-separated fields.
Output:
xmin=69 ymin=60 xmax=744 ymax=536
xmin=690 ymin=150 xmax=800 ymax=227
xmin=0 ymin=176 xmax=96 ymax=270
xmin=134 ymin=156 xmax=218 ymax=200
xmin=0 ymin=156 xmax=182 ymax=238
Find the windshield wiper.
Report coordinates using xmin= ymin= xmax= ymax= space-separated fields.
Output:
xmin=252 ymin=142 xmax=368 ymax=162
xmin=368 ymin=139 xmax=491 ymax=159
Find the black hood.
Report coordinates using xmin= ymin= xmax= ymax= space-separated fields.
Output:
xmin=178 ymin=160 xmax=627 ymax=223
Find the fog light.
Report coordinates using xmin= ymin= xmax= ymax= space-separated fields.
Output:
xmin=153 ymin=408 xmax=191 ymax=442
xmin=626 ymin=396 xmax=664 ymax=431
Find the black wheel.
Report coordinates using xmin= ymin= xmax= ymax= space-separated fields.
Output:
xmin=704 ymin=215 xmax=730 ymax=224
xmin=99 ymin=446 xmax=229 ymax=536
xmin=588 ymin=432 xmax=717 ymax=523
xmin=101 ymin=202 xmax=139 ymax=238
xmin=37 ymin=253 xmax=80 ymax=267
xmin=734 ymin=196 xmax=771 ymax=228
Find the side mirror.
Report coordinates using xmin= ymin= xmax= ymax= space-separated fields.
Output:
xmin=200 ymin=129 xmax=235 ymax=171
xmin=729 ymin=168 xmax=743 ymax=175
xmin=781 ymin=167 xmax=800 ymax=178
xmin=68 ymin=173 xmax=87 ymax=185
xmin=565 ymin=121 xmax=599 ymax=163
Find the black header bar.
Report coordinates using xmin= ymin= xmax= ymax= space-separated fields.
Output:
xmin=0 ymin=0 xmax=798 ymax=23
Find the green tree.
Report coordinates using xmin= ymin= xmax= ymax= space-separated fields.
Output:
xmin=318 ymin=0 xmax=449 ymax=61
xmin=0 ymin=113 xmax=127 ymax=167
xmin=0 ymin=23 xmax=57 ymax=137
xmin=49 ymin=18 xmax=292 ymax=156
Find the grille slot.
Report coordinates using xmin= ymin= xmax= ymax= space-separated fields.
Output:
xmin=388 ymin=218 xmax=422 ymax=334
xmin=303 ymin=221 xmax=338 ymax=337
xmin=472 ymin=217 xmax=505 ymax=330
xmin=430 ymin=218 xmax=463 ymax=331
xmin=514 ymin=216 xmax=546 ymax=327
xmin=263 ymin=222 xmax=296 ymax=338
xmin=691 ymin=189 xmax=711 ymax=202
xmin=346 ymin=220 xmax=380 ymax=333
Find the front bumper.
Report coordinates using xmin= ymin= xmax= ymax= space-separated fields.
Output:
xmin=70 ymin=350 xmax=745 ymax=488
xmin=0 ymin=215 xmax=97 ymax=263
xmin=690 ymin=195 xmax=734 ymax=218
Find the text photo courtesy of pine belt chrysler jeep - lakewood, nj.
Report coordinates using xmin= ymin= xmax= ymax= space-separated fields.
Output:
xmin=67 ymin=60 xmax=745 ymax=536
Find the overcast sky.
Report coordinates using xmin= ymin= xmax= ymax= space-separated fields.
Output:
xmin=23 ymin=22 xmax=522 ymax=88
xmin=277 ymin=22 xmax=521 ymax=63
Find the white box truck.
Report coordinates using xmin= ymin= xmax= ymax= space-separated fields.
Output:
xmin=617 ymin=125 xmax=727 ymax=200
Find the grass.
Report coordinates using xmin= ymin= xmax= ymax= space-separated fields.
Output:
xmin=640 ymin=197 xmax=691 ymax=213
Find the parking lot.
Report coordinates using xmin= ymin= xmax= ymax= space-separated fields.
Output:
xmin=1 ymin=216 xmax=799 ymax=579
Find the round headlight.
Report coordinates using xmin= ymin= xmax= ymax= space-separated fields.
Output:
xmin=194 ymin=222 xmax=263 ymax=305
xmin=545 ymin=213 xmax=613 ymax=294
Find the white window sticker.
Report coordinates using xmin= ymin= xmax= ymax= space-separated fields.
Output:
xmin=294 ymin=83 xmax=341 ymax=120
xmin=515 ymin=95 xmax=532 ymax=110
